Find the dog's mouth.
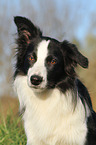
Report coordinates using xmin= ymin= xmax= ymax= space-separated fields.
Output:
xmin=30 ymin=85 xmax=43 ymax=89
xmin=27 ymin=75 xmax=47 ymax=92
xmin=28 ymin=81 xmax=47 ymax=92
xmin=30 ymin=84 xmax=47 ymax=93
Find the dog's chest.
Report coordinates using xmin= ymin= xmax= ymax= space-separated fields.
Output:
xmin=23 ymin=89 xmax=87 ymax=145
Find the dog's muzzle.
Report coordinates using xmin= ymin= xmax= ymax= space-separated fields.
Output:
xmin=30 ymin=75 xmax=43 ymax=86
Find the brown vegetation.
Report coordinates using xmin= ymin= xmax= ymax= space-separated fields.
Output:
xmin=0 ymin=96 xmax=19 ymax=122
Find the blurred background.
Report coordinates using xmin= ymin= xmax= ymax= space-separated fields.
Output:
xmin=0 ymin=0 xmax=96 ymax=117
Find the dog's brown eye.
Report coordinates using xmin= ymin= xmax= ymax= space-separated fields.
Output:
xmin=28 ymin=55 xmax=35 ymax=62
xmin=51 ymin=59 xmax=57 ymax=64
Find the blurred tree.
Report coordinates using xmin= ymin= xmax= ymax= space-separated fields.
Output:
xmin=86 ymin=35 xmax=96 ymax=53
xmin=0 ymin=4 xmax=13 ymax=96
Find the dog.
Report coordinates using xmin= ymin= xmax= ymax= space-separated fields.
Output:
xmin=13 ymin=16 xmax=96 ymax=145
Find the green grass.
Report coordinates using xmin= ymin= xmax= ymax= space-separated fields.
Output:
xmin=0 ymin=111 xmax=27 ymax=145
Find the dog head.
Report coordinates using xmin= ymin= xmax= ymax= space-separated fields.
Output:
xmin=14 ymin=16 xmax=88 ymax=92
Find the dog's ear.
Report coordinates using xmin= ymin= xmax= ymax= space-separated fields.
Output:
xmin=14 ymin=16 xmax=42 ymax=45
xmin=61 ymin=40 xmax=88 ymax=69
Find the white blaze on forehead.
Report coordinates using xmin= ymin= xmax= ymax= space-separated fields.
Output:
xmin=28 ymin=40 xmax=50 ymax=89
xmin=37 ymin=40 xmax=50 ymax=65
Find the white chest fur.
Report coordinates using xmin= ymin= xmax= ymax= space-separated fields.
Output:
xmin=14 ymin=76 xmax=88 ymax=145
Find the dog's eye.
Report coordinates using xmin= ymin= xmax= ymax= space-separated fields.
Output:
xmin=51 ymin=59 xmax=57 ymax=64
xmin=28 ymin=55 xmax=35 ymax=62
xmin=46 ymin=57 xmax=57 ymax=66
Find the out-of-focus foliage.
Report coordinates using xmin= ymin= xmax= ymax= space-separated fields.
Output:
xmin=0 ymin=111 xmax=26 ymax=145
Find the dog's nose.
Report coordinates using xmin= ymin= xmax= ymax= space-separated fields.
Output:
xmin=30 ymin=75 xmax=43 ymax=86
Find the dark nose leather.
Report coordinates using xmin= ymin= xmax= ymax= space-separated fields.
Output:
xmin=30 ymin=75 xmax=43 ymax=86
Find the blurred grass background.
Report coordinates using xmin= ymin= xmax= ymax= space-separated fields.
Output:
xmin=0 ymin=0 xmax=96 ymax=144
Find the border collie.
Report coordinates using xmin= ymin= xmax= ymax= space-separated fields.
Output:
xmin=13 ymin=16 xmax=96 ymax=145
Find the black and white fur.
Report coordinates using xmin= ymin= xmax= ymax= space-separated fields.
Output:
xmin=13 ymin=16 xmax=96 ymax=145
